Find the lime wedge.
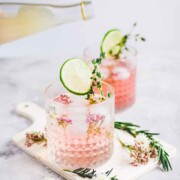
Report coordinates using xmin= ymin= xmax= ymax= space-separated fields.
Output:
xmin=60 ymin=58 xmax=92 ymax=95
xmin=101 ymin=29 xmax=123 ymax=58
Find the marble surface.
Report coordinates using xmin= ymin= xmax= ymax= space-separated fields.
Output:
xmin=0 ymin=52 xmax=180 ymax=180
xmin=0 ymin=0 xmax=180 ymax=179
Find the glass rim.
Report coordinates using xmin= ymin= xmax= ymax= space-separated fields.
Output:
xmin=83 ymin=43 xmax=137 ymax=60
xmin=44 ymin=81 xmax=115 ymax=107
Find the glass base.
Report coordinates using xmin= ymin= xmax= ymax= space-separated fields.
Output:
xmin=48 ymin=137 xmax=114 ymax=169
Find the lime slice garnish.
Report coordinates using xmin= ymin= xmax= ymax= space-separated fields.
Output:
xmin=100 ymin=29 xmax=123 ymax=58
xmin=60 ymin=58 xmax=92 ymax=95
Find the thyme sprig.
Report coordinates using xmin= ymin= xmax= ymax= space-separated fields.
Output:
xmin=111 ymin=22 xmax=146 ymax=59
xmin=64 ymin=168 xmax=118 ymax=179
xmin=86 ymin=52 xmax=105 ymax=104
xmin=114 ymin=121 xmax=172 ymax=171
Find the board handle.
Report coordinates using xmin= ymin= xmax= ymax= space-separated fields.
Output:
xmin=16 ymin=102 xmax=46 ymax=125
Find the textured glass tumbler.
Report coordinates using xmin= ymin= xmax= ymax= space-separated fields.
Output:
xmin=84 ymin=44 xmax=137 ymax=111
xmin=45 ymin=81 xmax=115 ymax=168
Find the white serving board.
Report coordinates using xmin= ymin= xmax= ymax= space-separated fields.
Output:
xmin=12 ymin=102 xmax=177 ymax=180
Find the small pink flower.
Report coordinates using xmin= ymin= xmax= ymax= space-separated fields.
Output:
xmin=129 ymin=135 xmax=158 ymax=166
xmin=56 ymin=116 xmax=72 ymax=124
xmin=130 ymin=141 xmax=150 ymax=166
xmin=25 ymin=132 xmax=47 ymax=147
xmin=87 ymin=113 xmax=105 ymax=123
xmin=54 ymin=94 xmax=72 ymax=104
xmin=56 ymin=115 xmax=72 ymax=128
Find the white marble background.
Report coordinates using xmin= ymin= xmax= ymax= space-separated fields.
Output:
xmin=0 ymin=0 xmax=180 ymax=180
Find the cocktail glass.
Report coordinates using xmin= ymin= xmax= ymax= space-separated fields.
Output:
xmin=45 ymin=81 xmax=115 ymax=168
xmin=84 ymin=44 xmax=137 ymax=111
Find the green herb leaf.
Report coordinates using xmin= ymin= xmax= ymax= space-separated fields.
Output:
xmin=64 ymin=168 xmax=96 ymax=178
xmin=92 ymin=59 xmax=96 ymax=64
xmin=64 ymin=168 xmax=117 ymax=179
xmin=100 ymin=52 xmax=105 ymax=59
xmin=109 ymin=23 xmax=145 ymax=59
xmin=108 ymin=92 xmax=111 ymax=98
xmin=141 ymin=37 xmax=146 ymax=41
xmin=114 ymin=121 xmax=172 ymax=171
xmin=96 ymin=72 xmax=101 ymax=78
xmin=86 ymin=53 xmax=105 ymax=103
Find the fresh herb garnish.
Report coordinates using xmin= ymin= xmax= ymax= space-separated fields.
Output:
xmin=25 ymin=131 xmax=47 ymax=147
xmin=114 ymin=122 xmax=172 ymax=171
xmin=86 ymin=52 xmax=105 ymax=104
xmin=64 ymin=168 xmax=96 ymax=178
xmin=108 ymin=92 xmax=111 ymax=98
xmin=64 ymin=168 xmax=118 ymax=179
xmin=113 ymin=22 xmax=146 ymax=59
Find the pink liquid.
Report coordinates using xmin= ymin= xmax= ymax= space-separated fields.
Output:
xmin=46 ymin=93 xmax=114 ymax=168
xmin=47 ymin=123 xmax=113 ymax=168
xmin=101 ymin=60 xmax=136 ymax=111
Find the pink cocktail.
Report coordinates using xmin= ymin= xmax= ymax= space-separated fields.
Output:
xmin=84 ymin=45 xmax=137 ymax=111
xmin=45 ymin=81 xmax=115 ymax=168
xmin=101 ymin=59 xmax=136 ymax=110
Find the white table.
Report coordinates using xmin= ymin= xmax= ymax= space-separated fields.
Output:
xmin=0 ymin=0 xmax=180 ymax=180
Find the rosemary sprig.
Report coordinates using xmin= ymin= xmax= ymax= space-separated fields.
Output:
xmin=64 ymin=168 xmax=96 ymax=178
xmin=64 ymin=168 xmax=118 ymax=179
xmin=114 ymin=122 xmax=140 ymax=137
xmin=114 ymin=121 xmax=172 ymax=171
xmin=112 ymin=22 xmax=146 ymax=59
xmin=118 ymin=137 xmax=134 ymax=154
xmin=86 ymin=52 xmax=105 ymax=104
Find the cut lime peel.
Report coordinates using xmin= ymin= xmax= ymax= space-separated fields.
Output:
xmin=60 ymin=58 xmax=91 ymax=95
xmin=100 ymin=28 xmax=119 ymax=52
xmin=100 ymin=29 xmax=124 ymax=58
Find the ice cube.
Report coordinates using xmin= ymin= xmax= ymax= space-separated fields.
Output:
xmin=99 ymin=67 xmax=110 ymax=79
xmin=112 ymin=66 xmax=130 ymax=80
